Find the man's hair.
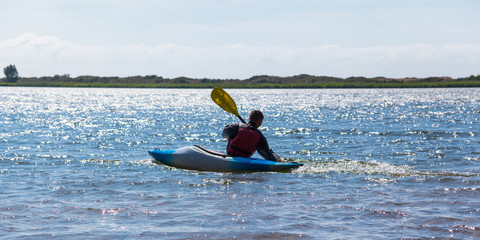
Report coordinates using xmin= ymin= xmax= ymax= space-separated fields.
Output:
xmin=249 ymin=110 xmax=264 ymax=122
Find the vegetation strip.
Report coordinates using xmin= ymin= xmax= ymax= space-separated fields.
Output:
xmin=1 ymin=71 xmax=480 ymax=88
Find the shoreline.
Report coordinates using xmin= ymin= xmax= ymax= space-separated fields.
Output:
xmin=1 ymin=81 xmax=480 ymax=88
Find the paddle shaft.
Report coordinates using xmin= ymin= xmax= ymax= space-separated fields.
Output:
xmin=237 ymin=115 xmax=246 ymax=124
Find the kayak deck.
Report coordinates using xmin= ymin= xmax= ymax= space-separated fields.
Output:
xmin=148 ymin=145 xmax=303 ymax=172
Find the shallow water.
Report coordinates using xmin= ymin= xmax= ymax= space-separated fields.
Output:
xmin=1 ymin=87 xmax=479 ymax=239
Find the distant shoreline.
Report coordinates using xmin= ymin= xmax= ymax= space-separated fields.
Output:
xmin=1 ymin=74 xmax=479 ymax=88
xmin=1 ymin=81 xmax=480 ymax=88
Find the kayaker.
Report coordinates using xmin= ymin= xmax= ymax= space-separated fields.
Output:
xmin=222 ymin=110 xmax=279 ymax=161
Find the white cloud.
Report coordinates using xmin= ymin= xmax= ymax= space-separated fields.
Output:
xmin=1 ymin=33 xmax=479 ymax=79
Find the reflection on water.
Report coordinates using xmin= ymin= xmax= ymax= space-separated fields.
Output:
xmin=0 ymin=87 xmax=479 ymax=239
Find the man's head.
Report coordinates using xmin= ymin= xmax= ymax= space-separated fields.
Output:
xmin=249 ymin=110 xmax=264 ymax=127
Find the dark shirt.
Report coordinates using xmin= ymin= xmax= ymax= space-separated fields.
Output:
xmin=222 ymin=122 xmax=278 ymax=161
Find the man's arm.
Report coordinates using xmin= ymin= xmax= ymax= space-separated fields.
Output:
xmin=222 ymin=124 xmax=239 ymax=139
xmin=256 ymin=133 xmax=278 ymax=161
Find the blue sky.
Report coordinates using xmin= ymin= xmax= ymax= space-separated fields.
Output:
xmin=1 ymin=0 xmax=479 ymax=79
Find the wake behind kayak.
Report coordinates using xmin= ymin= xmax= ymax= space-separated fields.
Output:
xmin=148 ymin=145 xmax=303 ymax=172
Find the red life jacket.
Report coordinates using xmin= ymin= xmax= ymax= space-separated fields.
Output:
xmin=227 ymin=125 xmax=262 ymax=157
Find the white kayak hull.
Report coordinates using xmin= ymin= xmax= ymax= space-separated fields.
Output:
xmin=148 ymin=145 xmax=302 ymax=172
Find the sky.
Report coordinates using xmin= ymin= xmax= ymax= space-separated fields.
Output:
xmin=1 ymin=0 xmax=479 ymax=79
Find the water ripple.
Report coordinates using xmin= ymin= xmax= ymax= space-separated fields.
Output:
xmin=1 ymin=87 xmax=479 ymax=239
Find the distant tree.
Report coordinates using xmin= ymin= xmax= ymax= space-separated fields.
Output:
xmin=3 ymin=65 xmax=19 ymax=83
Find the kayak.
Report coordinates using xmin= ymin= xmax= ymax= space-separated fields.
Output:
xmin=148 ymin=145 xmax=303 ymax=172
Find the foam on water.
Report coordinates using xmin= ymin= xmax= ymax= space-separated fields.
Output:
xmin=293 ymin=158 xmax=479 ymax=178
xmin=295 ymin=159 xmax=419 ymax=176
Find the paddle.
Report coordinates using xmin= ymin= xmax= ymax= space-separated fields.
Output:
xmin=211 ymin=87 xmax=246 ymax=124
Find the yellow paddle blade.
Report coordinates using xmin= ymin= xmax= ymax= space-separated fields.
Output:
xmin=211 ymin=87 xmax=239 ymax=116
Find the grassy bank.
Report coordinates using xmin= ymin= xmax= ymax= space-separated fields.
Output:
xmin=1 ymin=80 xmax=480 ymax=88
xmin=1 ymin=74 xmax=479 ymax=88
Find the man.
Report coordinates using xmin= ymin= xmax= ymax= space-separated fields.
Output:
xmin=222 ymin=110 xmax=279 ymax=161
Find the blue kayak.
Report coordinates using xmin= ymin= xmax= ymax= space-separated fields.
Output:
xmin=148 ymin=145 xmax=303 ymax=172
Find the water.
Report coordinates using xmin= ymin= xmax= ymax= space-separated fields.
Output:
xmin=1 ymin=87 xmax=479 ymax=239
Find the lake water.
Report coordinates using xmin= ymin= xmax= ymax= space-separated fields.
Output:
xmin=1 ymin=87 xmax=479 ymax=239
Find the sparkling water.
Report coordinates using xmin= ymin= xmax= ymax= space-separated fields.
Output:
xmin=1 ymin=87 xmax=479 ymax=239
